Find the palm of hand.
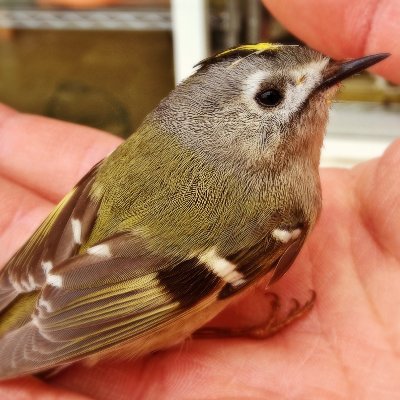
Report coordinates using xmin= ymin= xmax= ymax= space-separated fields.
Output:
xmin=0 ymin=104 xmax=399 ymax=400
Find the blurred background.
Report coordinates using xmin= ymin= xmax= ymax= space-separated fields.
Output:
xmin=0 ymin=0 xmax=399 ymax=167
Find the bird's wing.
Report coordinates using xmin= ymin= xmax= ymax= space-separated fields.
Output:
xmin=0 ymin=232 xmax=223 ymax=379
xmin=0 ymin=232 xmax=304 ymax=380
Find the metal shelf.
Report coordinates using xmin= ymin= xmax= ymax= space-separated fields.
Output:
xmin=0 ymin=1 xmax=210 ymax=84
xmin=0 ymin=8 xmax=171 ymax=30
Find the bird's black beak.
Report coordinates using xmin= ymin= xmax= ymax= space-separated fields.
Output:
xmin=318 ymin=53 xmax=390 ymax=91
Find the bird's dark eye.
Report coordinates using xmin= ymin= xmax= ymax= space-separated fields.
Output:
xmin=256 ymin=89 xmax=283 ymax=107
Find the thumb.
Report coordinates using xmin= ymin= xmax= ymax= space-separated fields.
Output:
xmin=263 ymin=0 xmax=399 ymax=84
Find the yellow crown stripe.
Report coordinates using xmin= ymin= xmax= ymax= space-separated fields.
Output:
xmin=216 ymin=43 xmax=282 ymax=58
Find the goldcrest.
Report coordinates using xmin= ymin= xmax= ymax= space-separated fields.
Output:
xmin=0 ymin=43 xmax=388 ymax=379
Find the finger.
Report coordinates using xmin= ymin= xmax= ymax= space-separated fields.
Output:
xmin=350 ymin=140 xmax=400 ymax=349
xmin=263 ymin=0 xmax=399 ymax=83
xmin=0 ymin=176 xmax=54 ymax=267
xmin=352 ymin=138 xmax=400 ymax=261
xmin=0 ymin=104 xmax=122 ymax=203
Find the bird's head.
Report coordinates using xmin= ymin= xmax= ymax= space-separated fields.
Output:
xmin=151 ymin=43 xmax=388 ymax=172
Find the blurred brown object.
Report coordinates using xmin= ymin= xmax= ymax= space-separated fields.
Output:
xmin=37 ymin=0 xmax=170 ymax=8
xmin=0 ymin=30 xmax=174 ymax=137
xmin=0 ymin=29 xmax=13 ymax=41
xmin=38 ymin=0 xmax=121 ymax=7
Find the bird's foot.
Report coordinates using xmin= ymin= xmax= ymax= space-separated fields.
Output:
xmin=194 ymin=290 xmax=316 ymax=339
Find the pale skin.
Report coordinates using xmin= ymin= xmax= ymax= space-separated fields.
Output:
xmin=1 ymin=1 xmax=400 ymax=398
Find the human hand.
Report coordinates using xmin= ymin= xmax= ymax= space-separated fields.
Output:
xmin=1 ymin=2 xmax=400 ymax=397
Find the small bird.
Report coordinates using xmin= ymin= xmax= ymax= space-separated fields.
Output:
xmin=0 ymin=43 xmax=388 ymax=379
